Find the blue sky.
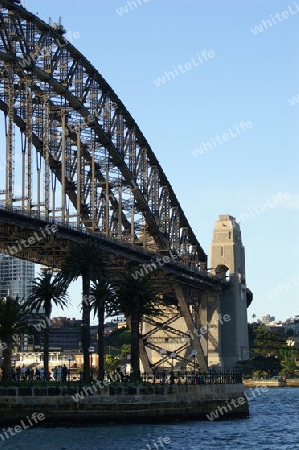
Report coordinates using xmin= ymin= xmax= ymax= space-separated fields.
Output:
xmin=23 ymin=0 xmax=299 ymax=322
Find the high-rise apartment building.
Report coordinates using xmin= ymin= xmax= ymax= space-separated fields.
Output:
xmin=0 ymin=254 xmax=35 ymax=300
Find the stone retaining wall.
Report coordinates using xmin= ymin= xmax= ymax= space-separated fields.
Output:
xmin=0 ymin=383 xmax=248 ymax=424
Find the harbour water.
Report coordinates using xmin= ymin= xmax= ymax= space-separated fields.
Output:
xmin=0 ymin=387 xmax=298 ymax=449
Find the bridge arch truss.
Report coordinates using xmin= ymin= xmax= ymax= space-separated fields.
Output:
xmin=0 ymin=0 xmax=206 ymax=271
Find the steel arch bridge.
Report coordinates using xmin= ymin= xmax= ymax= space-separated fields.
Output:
xmin=0 ymin=0 xmax=228 ymax=372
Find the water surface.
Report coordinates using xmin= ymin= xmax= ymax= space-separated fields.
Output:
xmin=0 ymin=387 xmax=297 ymax=449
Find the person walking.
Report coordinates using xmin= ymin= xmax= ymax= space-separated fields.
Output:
xmin=62 ymin=364 xmax=68 ymax=382
xmin=56 ymin=365 xmax=62 ymax=381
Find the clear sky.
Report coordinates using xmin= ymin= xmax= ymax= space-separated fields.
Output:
xmin=22 ymin=0 xmax=299 ymax=323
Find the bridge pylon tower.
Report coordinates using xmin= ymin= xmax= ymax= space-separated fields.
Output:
xmin=210 ymin=214 xmax=250 ymax=369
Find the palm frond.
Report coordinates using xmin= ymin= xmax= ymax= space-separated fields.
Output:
xmin=59 ymin=239 xmax=107 ymax=285
xmin=112 ymin=273 xmax=163 ymax=319
xmin=25 ymin=269 xmax=69 ymax=313
xmin=0 ymin=296 xmax=34 ymax=338
xmin=90 ymin=278 xmax=117 ymax=318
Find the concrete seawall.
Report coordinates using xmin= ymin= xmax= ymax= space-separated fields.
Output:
xmin=0 ymin=383 xmax=248 ymax=424
xmin=243 ymin=379 xmax=299 ymax=388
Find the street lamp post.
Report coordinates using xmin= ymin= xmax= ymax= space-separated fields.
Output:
xmin=159 ymin=349 xmax=168 ymax=383
xmin=170 ymin=352 xmax=177 ymax=371
xmin=88 ymin=346 xmax=95 ymax=380
xmin=67 ymin=355 xmax=73 ymax=382
xmin=170 ymin=352 xmax=177 ymax=385
xmin=191 ymin=350 xmax=197 ymax=384
xmin=11 ymin=356 xmax=17 ymax=379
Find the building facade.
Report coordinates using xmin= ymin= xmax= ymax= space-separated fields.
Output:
xmin=0 ymin=254 xmax=35 ymax=300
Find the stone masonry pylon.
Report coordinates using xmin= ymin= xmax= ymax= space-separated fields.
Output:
xmin=210 ymin=215 xmax=250 ymax=369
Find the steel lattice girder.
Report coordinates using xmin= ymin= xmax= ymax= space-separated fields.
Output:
xmin=0 ymin=1 xmax=226 ymax=373
xmin=0 ymin=0 xmax=207 ymax=271
xmin=0 ymin=208 xmax=224 ymax=293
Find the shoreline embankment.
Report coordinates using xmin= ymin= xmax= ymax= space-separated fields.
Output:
xmin=0 ymin=383 xmax=248 ymax=425
xmin=243 ymin=379 xmax=299 ymax=388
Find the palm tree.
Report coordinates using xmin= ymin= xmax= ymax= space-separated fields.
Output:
xmin=112 ymin=273 xmax=162 ymax=382
xmin=25 ymin=270 xmax=69 ymax=381
xmin=59 ymin=240 xmax=107 ymax=381
xmin=90 ymin=278 xmax=116 ymax=381
xmin=0 ymin=296 xmax=34 ymax=384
